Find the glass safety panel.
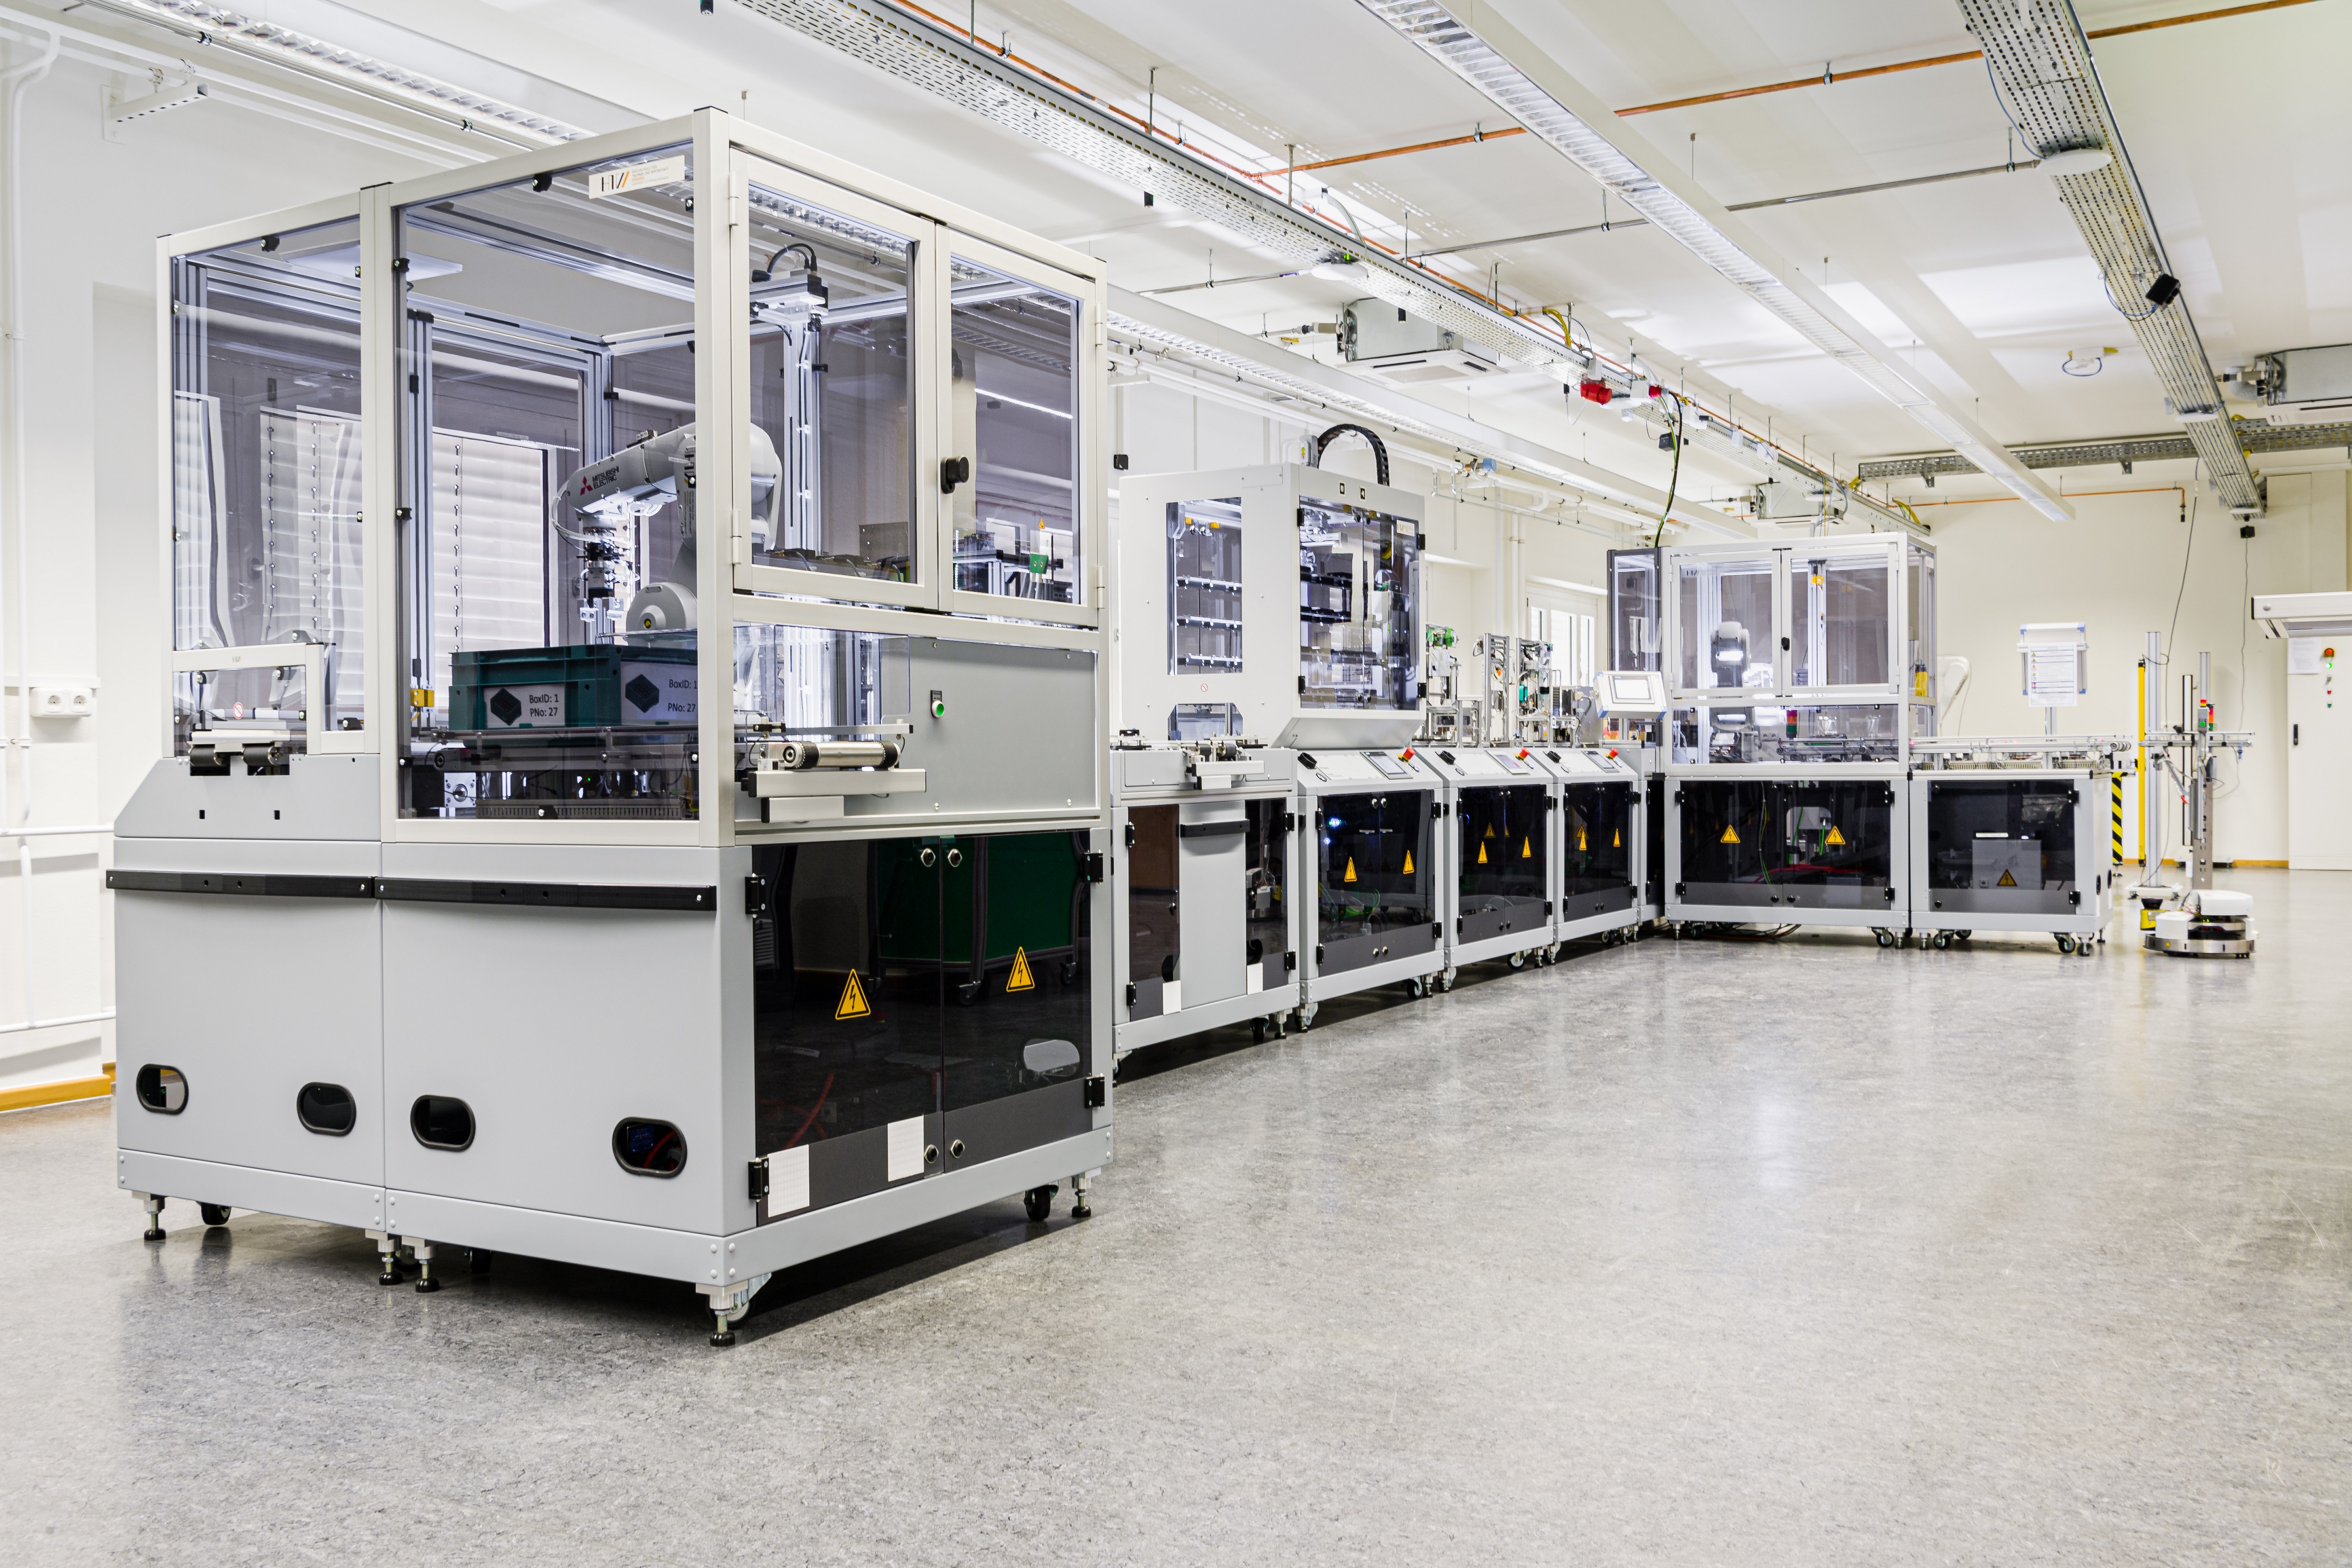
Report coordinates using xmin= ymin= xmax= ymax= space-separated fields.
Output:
xmin=1608 ymin=546 xmax=1661 ymax=672
xmin=1679 ymin=779 xmax=1896 ymax=906
xmin=1315 ymin=789 xmax=1432 ymax=969
xmin=1457 ymin=784 xmax=1547 ymax=942
xmin=750 ymin=837 xmax=941 ymax=1216
xmin=1709 ymin=702 xmax=1901 ymax=764
xmin=1299 ymin=500 xmax=1420 ymax=710
xmin=1245 ymin=798 xmax=1289 ymax=975
xmin=1788 ymin=549 xmax=1893 ymax=690
xmin=1925 ymin=781 xmax=2077 ymax=893
xmin=747 ymin=177 xmax=917 ymax=585
xmin=169 ymin=215 xmax=366 ymax=754
xmin=396 ymin=143 xmax=704 ymax=821
xmin=1169 ymin=497 xmax=1243 ymax=673
xmin=1562 ymin=783 xmax=1635 ymax=904
xmin=950 ymin=256 xmax=1081 ymax=606
xmin=938 ymin=832 xmax=1094 ymax=1172
xmin=1908 ymin=545 xmax=1937 ymax=735
xmin=1676 ymin=554 xmax=1774 ymax=695
xmin=1126 ymin=804 xmax=1178 ymax=1019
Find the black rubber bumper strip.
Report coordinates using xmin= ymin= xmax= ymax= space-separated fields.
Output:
xmin=107 ymin=870 xmax=376 ymax=898
xmin=375 ymin=879 xmax=716 ymax=911
xmin=1176 ymin=819 xmax=1250 ymax=839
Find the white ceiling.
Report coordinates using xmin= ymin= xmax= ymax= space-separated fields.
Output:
xmin=310 ymin=0 xmax=2352 ymax=502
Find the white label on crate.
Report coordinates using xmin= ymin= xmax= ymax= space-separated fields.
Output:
xmin=763 ymin=1145 xmax=810 ymax=1215
xmin=885 ymin=1116 xmax=924 ymax=1183
xmin=619 ymin=663 xmax=696 ymax=724
xmin=589 ymin=155 xmax=686 ymax=200
xmin=485 ymin=684 xmax=563 ymax=729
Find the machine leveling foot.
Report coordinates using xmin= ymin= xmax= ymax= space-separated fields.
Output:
xmin=700 ymin=1273 xmax=771 ymax=1349
xmin=413 ymin=1242 xmax=440 ymax=1293
xmin=1070 ymin=1170 xmax=1094 ymax=1221
xmin=370 ymin=1231 xmax=402 ymax=1285
xmin=139 ymin=1193 xmax=166 ymax=1243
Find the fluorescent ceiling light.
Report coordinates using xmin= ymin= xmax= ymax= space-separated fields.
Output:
xmin=1354 ymin=0 xmax=2074 ymax=523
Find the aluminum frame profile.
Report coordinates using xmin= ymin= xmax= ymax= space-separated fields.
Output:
xmin=1860 ymin=419 xmax=2352 ymax=480
xmin=1354 ymin=0 xmax=2074 ymax=523
xmin=728 ymin=0 xmax=1585 ymax=376
xmin=1957 ymin=0 xmax=2261 ymax=514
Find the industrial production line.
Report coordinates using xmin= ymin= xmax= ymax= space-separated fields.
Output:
xmin=109 ymin=117 xmax=2260 ymax=1341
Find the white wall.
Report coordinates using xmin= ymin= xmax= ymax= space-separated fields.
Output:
xmin=1926 ymin=470 xmax=2350 ymax=864
xmin=0 ymin=56 xmax=431 ymax=1092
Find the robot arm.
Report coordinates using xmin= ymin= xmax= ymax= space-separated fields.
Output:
xmin=558 ymin=422 xmax=780 ymax=636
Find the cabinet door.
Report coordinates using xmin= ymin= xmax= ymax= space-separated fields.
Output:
xmin=1315 ymin=788 xmax=1435 ymax=972
xmin=1562 ymin=783 xmax=1637 ymax=920
xmin=1175 ymin=801 xmax=1249 ymax=1008
xmin=750 ymin=837 xmax=943 ymax=1221
xmin=1457 ymin=783 xmax=1547 ymax=943
xmin=939 ymin=830 xmax=1094 ymax=1173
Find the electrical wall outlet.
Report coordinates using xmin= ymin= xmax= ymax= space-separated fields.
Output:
xmin=30 ymin=685 xmax=95 ymax=719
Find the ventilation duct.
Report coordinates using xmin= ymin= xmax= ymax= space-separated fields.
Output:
xmin=1353 ymin=0 xmax=2073 ymax=523
xmin=1958 ymin=0 xmax=2261 ymax=514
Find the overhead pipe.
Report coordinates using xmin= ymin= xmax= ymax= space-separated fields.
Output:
xmin=1354 ymin=0 xmax=2073 ymax=523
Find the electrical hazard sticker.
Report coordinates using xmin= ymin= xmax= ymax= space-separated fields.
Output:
xmin=1343 ymin=856 xmax=1357 ymax=884
xmin=1826 ymin=825 xmax=1846 ymax=847
xmin=1576 ymin=827 xmax=1588 ymax=851
xmin=1401 ymin=849 xmax=1414 ymax=875
xmin=1522 ymin=837 xmax=1533 ymax=859
xmin=834 ymin=970 xmax=872 ymax=1021
xmin=1477 ymin=841 xmax=1489 ymax=865
xmin=1006 ymin=947 xmax=1036 ymax=993
xmin=1996 ymin=868 xmax=2018 ymax=887
xmin=1720 ymin=825 xmax=1741 ymax=845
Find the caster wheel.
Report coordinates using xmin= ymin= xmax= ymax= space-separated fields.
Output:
xmin=1507 ymin=952 xmax=1527 ymax=971
xmin=2055 ymin=935 xmax=2075 ymax=955
xmin=468 ymin=1249 xmax=493 ymax=1276
xmin=199 ymin=1203 xmax=232 ymax=1227
xmin=1875 ymin=928 xmax=1895 ymax=949
xmin=1932 ymin=932 xmax=1952 ymax=950
xmin=1251 ymin=1018 xmax=1267 ymax=1044
xmin=1957 ymin=931 xmax=1973 ymax=942
xmin=1023 ymin=1185 xmax=1056 ymax=1223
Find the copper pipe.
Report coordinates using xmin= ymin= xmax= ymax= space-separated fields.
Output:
xmin=1289 ymin=126 xmax=1526 ymax=173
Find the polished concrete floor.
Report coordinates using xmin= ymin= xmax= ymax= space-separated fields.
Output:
xmin=4 ymin=870 xmax=2346 ymax=1565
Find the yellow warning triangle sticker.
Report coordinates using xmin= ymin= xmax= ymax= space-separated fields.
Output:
xmin=1522 ymin=837 xmax=1533 ymax=859
xmin=1477 ymin=840 xmax=1489 ymax=864
xmin=1484 ymin=823 xmax=1497 ymax=838
xmin=1826 ymin=825 xmax=1846 ymax=847
xmin=1401 ymin=849 xmax=1413 ymax=875
xmin=1006 ymin=946 xmax=1036 ymax=992
xmin=834 ymin=970 xmax=872 ymax=1021
xmin=1720 ymin=825 xmax=1741 ymax=845
xmin=1575 ymin=827 xmax=1588 ymax=851
xmin=1343 ymin=856 xmax=1358 ymax=883
xmin=1997 ymin=868 xmax=2017 ymax=887
xmin=1613 ymin=828 xmax=1622 ymax=848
